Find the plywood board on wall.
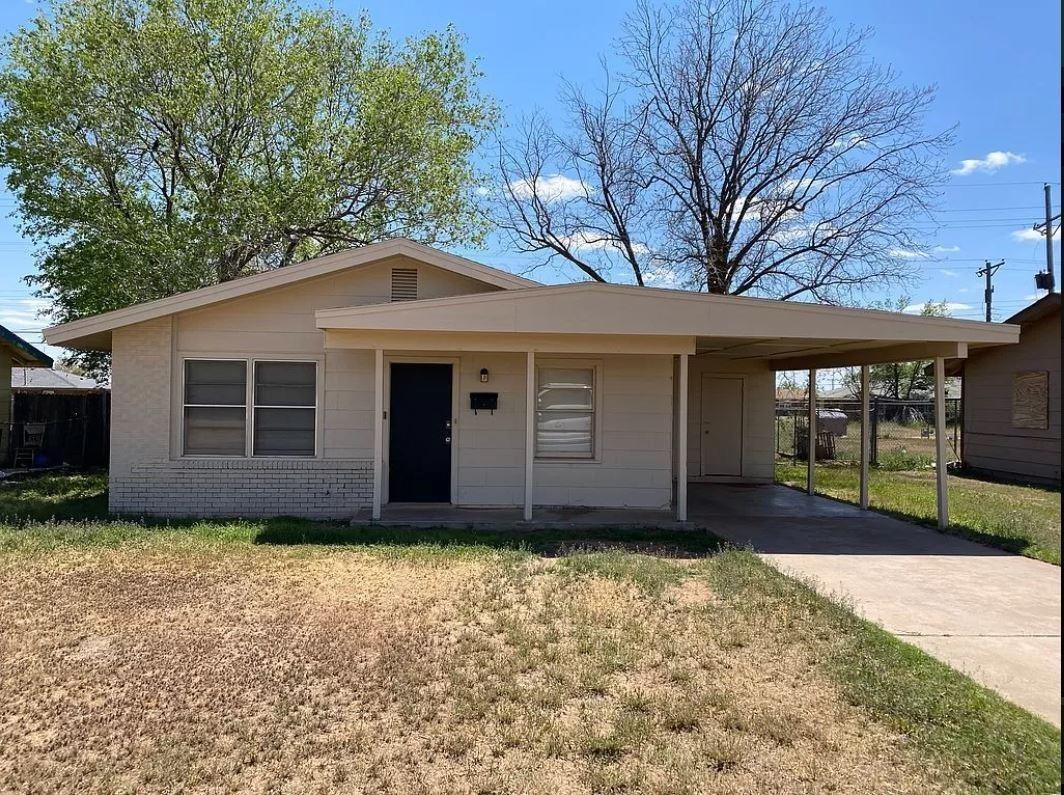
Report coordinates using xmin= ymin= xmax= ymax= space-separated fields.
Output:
xmin=1012 ymin=370 xmax=1049 ymax=429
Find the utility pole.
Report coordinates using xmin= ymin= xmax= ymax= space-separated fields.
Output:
xmin=1033 ymin=183 xmax=1059 ymax=293
xmin=976 ymin=259 xmax=1004 ymax=322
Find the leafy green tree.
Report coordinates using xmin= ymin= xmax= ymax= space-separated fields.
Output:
xmin=842 ymin=298 xmax=951 ymax=399
xmin=0 ymin=0 xmax=495 ymax=369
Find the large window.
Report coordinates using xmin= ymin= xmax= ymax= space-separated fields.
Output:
xmin=536 ymin=366 xmax=596 ymax=459
xmin=182 ymin=359 xmax=317 ymax=457
xmin=253 ymin=361 xmax=316 ymax=456
xmin=183 ymin=360 xmax=247 ymax=456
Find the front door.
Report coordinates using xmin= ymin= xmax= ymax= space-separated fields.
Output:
xmin=700 ymin=375 xmax=743 ymax=476
xmin=389 ymin=363 xmax=453 ymax=502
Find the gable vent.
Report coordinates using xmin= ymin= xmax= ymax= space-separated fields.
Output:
xmin=390 ymin=268 xmax=418 ymax=302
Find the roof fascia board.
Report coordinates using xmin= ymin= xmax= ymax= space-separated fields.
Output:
xmin=324 ymin=329 xmax=696 ymax=355
xmin=316 ymin=283 xmax=1020 ymax=343
xmin=44 ymin=238 xmax=537 ymax=346
xmin=770 ymin=342 xmax=968 ymax=371
xmin=0 ymin=325 xmax=52 ymax=367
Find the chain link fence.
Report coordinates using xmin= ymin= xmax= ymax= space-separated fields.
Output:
xmin=776 ymin=397 xmax=961 ymax=470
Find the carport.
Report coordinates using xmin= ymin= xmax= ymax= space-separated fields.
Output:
xmin=317 ymin=282 xmax=1019 ymax=525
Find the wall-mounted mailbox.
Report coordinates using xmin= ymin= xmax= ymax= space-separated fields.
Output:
xmin=470 ymin=392 xmax=499 ymax=415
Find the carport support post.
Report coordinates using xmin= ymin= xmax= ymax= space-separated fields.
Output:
xmin=859 ymin=365 xmax=870 ymax=510
xmin=934 ymin=356 xmax=949 ymax=528
xmin=372 ymin=348 xmax=384 ymax=521
xmin=677 ymin=353 xmax=689 ymax=521
xmin=524 ymin=351 xmax=535 ymax=521
xmin=807 ymin=369 xmax=816 ymax=495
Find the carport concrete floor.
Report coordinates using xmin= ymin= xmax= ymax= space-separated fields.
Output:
xmin=691 ymin=483 xmax=1062 ymax=727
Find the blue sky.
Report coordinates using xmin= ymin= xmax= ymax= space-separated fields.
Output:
xmin=0 ymin=0 xmax=1059 ymax=358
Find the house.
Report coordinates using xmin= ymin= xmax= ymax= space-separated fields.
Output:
xmin=817 ymin=381 xmax=962 ymax=401
xmin=10 ymin=367 xmax=110 ymax=468
xmin=941 ymin=293 xmax=1060 ymax=485
xmin=0 ymin=325 xmax=53 ymax=462
xmin=42 ymin=239 xmax=1019 ymax=521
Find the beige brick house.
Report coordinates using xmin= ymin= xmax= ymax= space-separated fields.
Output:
xmin=44 ymin=239 xmax=1018 ymax=522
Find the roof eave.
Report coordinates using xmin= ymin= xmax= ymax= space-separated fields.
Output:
xmin=44 ymin=238 xmax=538 ymax=351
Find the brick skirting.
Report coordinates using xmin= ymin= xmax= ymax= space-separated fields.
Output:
xmin=110 ymin=459 xmax=373 ymax=519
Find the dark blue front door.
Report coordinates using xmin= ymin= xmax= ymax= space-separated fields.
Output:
xmin=388 ymin=363 xmax=452 ymax=502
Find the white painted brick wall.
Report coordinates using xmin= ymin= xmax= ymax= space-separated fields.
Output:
xmin=109 ymin=319 xmax=373 ymax=519
xmin=110 ymin=459 xmax=373 ymax=518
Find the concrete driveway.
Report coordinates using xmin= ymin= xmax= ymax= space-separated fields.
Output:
xmin=691 ymin=483 xmax=1062 ymax=726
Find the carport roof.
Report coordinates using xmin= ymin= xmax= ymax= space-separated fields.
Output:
xmin=316 ymin=282 xmax=1019 ymax=368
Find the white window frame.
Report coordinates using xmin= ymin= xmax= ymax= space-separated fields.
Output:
xmin=181 ymin=357 xmax=249 ymax=458
xmin=179 ymin=357 xmax=320 ymax=459
xmin=534 ymin=359 xmax=601 ymax=461
xmin=251 ymin=359 xmax=319 ymax=458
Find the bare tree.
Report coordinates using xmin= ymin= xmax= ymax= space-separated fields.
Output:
xmin=496 ymin=0 xmax=952 ymax=300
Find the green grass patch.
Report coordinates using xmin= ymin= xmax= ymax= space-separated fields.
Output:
xmin=1 ymin=472 xmax=1059 ymax=792
xmin=776 ymin=462 xmax=1061 ymax=565
xmin=0 ymin=470 xmax=110 ymax=521
xmin=554 ymin=550 xmax=687 ymax=595
xmin=706 ymin=550 xmax=1062 ymax=794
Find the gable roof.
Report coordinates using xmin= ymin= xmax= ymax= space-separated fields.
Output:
xmin=12 ymin=366 xmax=105 ymax=392
xmin=1004 ymin=292 xmax=1060 ymax=327
xmin=0 ymin=324 xmax=52 ymax=368
xmin=44 ymin=238 xmax=538 ymax=350
xmin=935 ymin=293 xmax=1060 ymax=376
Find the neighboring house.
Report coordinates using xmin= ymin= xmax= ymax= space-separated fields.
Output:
xmin=43 ymin=239 xmax=1019 ymax=520
xmin=0 ymin=325 xmax=53 ymax=462
xmin=817 ymin=381 xmax=962 ymax=401
xmin=943 ymin=293 xmax=1061 ymax=486
xmin=11 ymin=367 xmax=111 ymax=468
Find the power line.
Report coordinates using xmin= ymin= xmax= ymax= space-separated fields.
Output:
xmin=944 ymin=181 xmax=1062 ymax=188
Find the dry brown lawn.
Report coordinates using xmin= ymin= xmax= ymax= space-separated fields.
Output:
xmin=0 ymin=541 xmax=946 ymax=794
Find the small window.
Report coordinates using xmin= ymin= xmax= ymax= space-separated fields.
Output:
xmin=391 ymin=268 xmax=418 ymax=301
xmin=253 ymin=361 xmax=316 ymax=456
xmin=183 ymin=360 xmax=246 ymax=456
xmin=536 ymin=366 xmax=595 ymax=458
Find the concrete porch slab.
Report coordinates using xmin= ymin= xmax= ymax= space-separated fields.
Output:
xmin=360 ymin=503 xmax=680 ymax=529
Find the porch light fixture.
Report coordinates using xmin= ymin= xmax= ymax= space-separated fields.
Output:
xmin=480 ymin=368 xmax=490 ymax=383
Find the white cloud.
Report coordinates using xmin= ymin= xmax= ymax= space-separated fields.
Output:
xmin=508 ymin=174 xmax=588 ymax=203
xmin=830 ymin=133 xmax=869 ymax=150
xmin=1024 ymin=293 xmax=1042 ymax=300
xmin=903 ymin=301 xmax=971 ymax=315
xmin=889 ymin=247 xmax=931 ymax=260
xmin=951 ymin=151 xmax=1026 ymax=176
xmin=0 ymin=297 xmax=51 ymax=330
xmin=781 ymin=178 xmax=826 ymax=193
xmin=643 ymin=267 xmax=682 ymax=288
xmin=933 ymin=245 xmax=960 ymax=254
xmin=1011 ymin=227 xmax=1043 ymax=242
xmin=1011 ymin=226 xmax=1060 ymax=242
xmin=558 ymin=230 xmax=650 ymax=256
xmin=939 ymin=269 xmax=958 ymax=277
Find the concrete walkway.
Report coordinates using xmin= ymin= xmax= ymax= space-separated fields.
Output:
xmin=693 ymin=484 xmax=1062 ymax=726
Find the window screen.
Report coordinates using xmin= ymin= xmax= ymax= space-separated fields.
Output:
xmin=183 ymin=360 xmax=246 ymax=455
xmin=253 ymin=361 xmax=316 ymax=456
xmin=536 ymin=367 xmax=595 ymax=458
